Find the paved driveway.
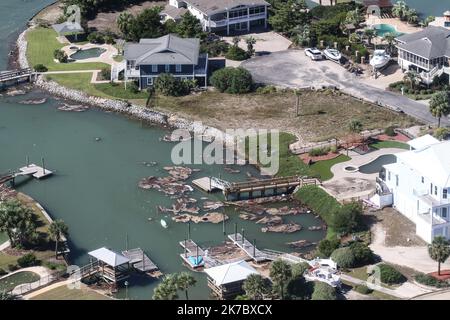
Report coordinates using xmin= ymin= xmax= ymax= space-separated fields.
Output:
xmin=241 ymin=50 xmax=449 ymax=126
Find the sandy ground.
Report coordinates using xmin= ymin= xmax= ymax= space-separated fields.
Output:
xmin=361 ymin=64 xmax=404 ymax=90
xmin=32 ymin=2 xmax=64 ymax=24
xmin=87 ymin=1 xmax=166 ymax=34
xmin=369 ymin=210 xmax=450 ymax=274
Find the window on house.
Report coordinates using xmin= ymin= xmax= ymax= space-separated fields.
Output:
xmin=165 ymin=65 xmax=170 ymax=72
xmin=388 ymin=171 xmax=391 ymax=181
xmin=442 ymin=207 xmax=448 ymax=218
xmin=176 ymin=64 xmax=182 ymax=72
xmin=395 ymin=175 xmax=399 ymax=187
xmin=431 ymin=183 xmax=433 ymax=194
xmin=435 ymin=186 xmax=438 ymax=196
xmin=421 ymin=176 xmax=424 ymax=183
xmin=152 ymin=65 xmax=158 ymax=72
xmin=444 ymin=189 xmax=448 ymax=199
xmin=147 ymin=77 xmax=153 ymax=85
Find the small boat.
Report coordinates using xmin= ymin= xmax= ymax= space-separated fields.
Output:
xmin=370 ymin=49 xmax=391 ymax=69
xmin=323 ymin=48 xmax=342 ymax=63
xmin=160 ymin=219 xmax=168 ymax=228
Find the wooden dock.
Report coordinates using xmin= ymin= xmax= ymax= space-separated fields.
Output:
xmin=0 ymin=68 xmax=36 ymax=87
xmin=179 ymin=239 xmax=221 ymax=268
xmin=192 ymin=177 xmax=215 ymax=192
xmin=227 ymin=233 xmax=271 ymax=263
xmin=122 ymin=248 xmax=159 ymax=273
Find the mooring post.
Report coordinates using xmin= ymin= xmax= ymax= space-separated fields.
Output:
xmin=253 ymin=239 xmax=256 ymax=258
xmin=188 ymin=221 xmax=191 ymax=240
xmin=26 ymin=156 xmax=29 ymax=167
xmin=222 ymin=212 xmax=225 ymax=236
xmin=184 ymin=239 xmax=187 ymax=258
xmin=241 ymin=228 xmax=245 ymax=246
xmin=142 ymin=250 xmax=145 ymax=270
xmin=125 ymin=233 xmax=129 ymax=251
xmin=196 ymin=244 xmax=199 ymax=261
xmin=42 ymin=158 xmax=46 ymax=175
xmin=234 ymin=223 xmax=237 ymax=240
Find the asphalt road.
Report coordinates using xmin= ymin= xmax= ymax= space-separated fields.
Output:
xmin=242 ymin=50 xmax=449 ymax=126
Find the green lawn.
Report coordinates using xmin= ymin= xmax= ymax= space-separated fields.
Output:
xmin=274 ymin=133 xmax=315 ymax=177
xmin=32 ymin=285 xmax=112 ymax=300
xmin=0 ymin=271 xmax=40 ymax=292
xmin=310 ymin=154 xmax=351 ymax=181
xmin=0 ymin=232 xmax=8 ymax=244
xmin=370 ymin=140 xmax=410 ymax=150
xmin=47 ymin=73 xmax=149 ymax=100
xmin=26 ymin=27 xmax=109 ymax=71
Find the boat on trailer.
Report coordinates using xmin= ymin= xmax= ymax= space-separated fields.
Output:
xmin=370 ymin=49 xmax=391 ymax=69
xmin=323 ymin=48 xmax=342 ymax=63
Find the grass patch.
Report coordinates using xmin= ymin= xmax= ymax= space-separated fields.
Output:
xmin=310 ymin=154 xmax=351 ymax=181
xmin=113 ymin=55 xmax=124 ymax=62
xmin=275 ymin=133 xmax=315 ymax=177
xmin=345 ymin=266 xmax=369 ymax=281
xmin=26 ymin=27 xmax=109 ymax=71
xmin=47 ymin=73 xmax=149 ymax=100
xmin=0 ymin=271 xmax=40 ymax=292
xmin=31 ymin=285 xmax=112 ymax=300
xmin=370 ymin=140 xmax=409 ymax=150
xmin=0 ymin=232 xmax=8 ymax=244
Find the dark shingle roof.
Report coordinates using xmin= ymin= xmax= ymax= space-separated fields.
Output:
xmin=396 ymin=26 xmax=450 ymax=59
xmin=124 ymin=34 xmax=200 ymax=65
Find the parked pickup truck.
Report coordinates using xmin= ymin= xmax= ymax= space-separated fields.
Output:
xmin=304 ymin=48 xmax=323 ymax=61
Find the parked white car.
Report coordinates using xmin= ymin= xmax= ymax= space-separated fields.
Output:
xmin=304 ymin=48 xmax=323 ymax=60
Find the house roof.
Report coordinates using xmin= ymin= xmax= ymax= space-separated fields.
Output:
xmin=396 ymin=26 xmax=450 ymax=59
xmin=88 ymin=247 xmax=130 ymax=267
xmin=407 ymin=134 xmax=440 ymax=150
xmin=395 ymin=140 xmax=450 ymax=187
xmin=182 ymin=0 xmax=270 ymax=15
xmin=161 ymin=4 xmax=188 ymax=20
xmin=124 ymin=34 xmax=200 ymax=65
xmin=204 ymin=260 xmax=258 ymax=286
xmin=52 ymin=22 xmax=84 ymax=35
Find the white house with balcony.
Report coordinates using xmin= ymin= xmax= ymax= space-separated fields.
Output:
xmin=373 ymin=135 xmax=450 ymax=243
xmin=396 ymin=26 xmax=450 ymax=85
xmin=162 ymin=0 xmax=270 ymax=35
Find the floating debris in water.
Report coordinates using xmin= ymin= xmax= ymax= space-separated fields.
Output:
xmin=57 ymin=104 xmax=89 ymax=112
xmin=19 ymin=98 xmax=47 ymax=105
xmin=256 ymin=215 xmax=283 ymax=225
xmin=203 ymin=201 xmax=224 ymax=211
xmin=6 ymin=89 xmax=26 ymax=96
xmin=308 ymin=225 xmax=326 ymax=231
xmin=224 ymin=166 xmax=240 ymax=174
xmin=141 ymin=161 xmax=157 ymax=167
xmin=287 ymin=239 xmax=313 ymax=248
xmin=95 ymin=137 xmax=102 ymax=142
xmin=172 ymin=212 xmax=228 ymax=224
xmin=261 ymin=223 xmax=302 ymax=233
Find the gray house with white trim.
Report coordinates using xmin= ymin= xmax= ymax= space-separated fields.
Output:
xmin=396 ymin=26 xmax=450 ymax=85
xmin=162 ymin=0 xmax=270 ymax=35
xmin=124 ymin=34 xmax=208 ymax=90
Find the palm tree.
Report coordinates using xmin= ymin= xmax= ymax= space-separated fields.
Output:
xmin=405 ymin=8 xmax=419 ymax=25
xmin=269 ymin=259 xmax=292 ymax=300
xmin=117 ymin=12 xmax=134 ymax=37
xmin=428 ymin=236 xmax=450 ymax=276
xmin=49 ymin=220 xmax=69 ymax=259
xmin=175 ymin=272 xmax=196 ymax=300
xmin=0 ymin=199 xmax=37 ymax=248
xmin=153 ymin=274 xmax=179 ymax=300
xmin=403 ymin=70 xmax=421 ymax=90
xmin=243 ymin=274 xmax=269 ymax=300
xmin=382 ymin=32 xmax=396 ymax=54
xmin=429 ymin=92 xmax=450 ymax=128
xmin=245 ymin=36 xmax=257 ymax=57
xmin=392 ymin=1 xmax=408 ymax=20
xmin=363 ymin=28 xmax=376 ymax=46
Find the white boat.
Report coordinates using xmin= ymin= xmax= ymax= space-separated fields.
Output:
xmin=323 ymin=48 xmax=342 ymax=63
xmin=160 ymin=219 xmax=168 ymax=228
xmin=370 ymin=49 xmax=391 ymax=69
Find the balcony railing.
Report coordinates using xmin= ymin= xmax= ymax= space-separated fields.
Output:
xmin=208 ymin=12 xmax=266 ymax=28
xmin=413 ymin=189 xmax=450 ymax=207
xmin=126 ymin=68 xmax=140 ymax=78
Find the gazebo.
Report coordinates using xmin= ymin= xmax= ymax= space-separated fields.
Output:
xmin=205 ymin=260 xmax=258 ymax=300
xmin=52 ymin=21 xmax=84 ymax=41
xmin=88 ymin=247 xmax=130 ymax=284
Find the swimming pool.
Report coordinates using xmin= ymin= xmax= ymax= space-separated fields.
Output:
xmin=358 ymin=154 xmax=397 ymax=174
xmin=373 ymin=24 xmax=404 ymax=37
xmin=70 ymin=47 xmax=106 ymax=60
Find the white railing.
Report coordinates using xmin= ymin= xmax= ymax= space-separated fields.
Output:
xmin=208 ymin=12 xmax=266 ymax=27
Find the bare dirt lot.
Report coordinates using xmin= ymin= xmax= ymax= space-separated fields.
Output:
xmin=87 ymin=1 xmax=166 ymax=34
xmin=157 ymin=90 xmax=418 ymax=143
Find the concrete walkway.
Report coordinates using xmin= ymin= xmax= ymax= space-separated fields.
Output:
xmin=411 ymin=289 xmax=450 ymax=300
xmin=0 ymin=240 xmax=10 ymax=251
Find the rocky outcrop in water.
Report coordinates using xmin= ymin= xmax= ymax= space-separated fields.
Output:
xmin=261 ymin=223 xmax=302 ymax=233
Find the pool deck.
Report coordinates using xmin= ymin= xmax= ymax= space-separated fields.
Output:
xmin=61 ymin=43 xmax=118 ymax=66
xmin=323 ymin=148 xmax=407 ymax=201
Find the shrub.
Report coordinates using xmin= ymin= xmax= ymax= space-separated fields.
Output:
xmin=225 ymin=45 xmax=249 ymax=61
xmin=384 ymin=126 xmax=396 ymax=137
xmin=311 ymin=282 xmax=337 ymax=300
xmin=331 ymin=202 xmax=362 ymax=234
xmin=378 ymin=264 xmax=406 ymax=285
xmin=434 ymin=127 xmax=449 ymax=141
xmin=318 ymin=239 xmax=340 ymax=257
xmin=154 ymin=73 xmax=193 ymax=96
xmin=104 ymin=34 xmax=115 ymax=45
xmin=128 ymin=81 xmax=139 ymax=94
xmin=415 ymin=273 xmax=450 ymax=288
xmin=256 ymin=85 xmax=277 ymax=94
xmin=7 ymin=264 xmax=18 ymax=272
xmin=291 ymin=262 xmax=311 ymax=279
xmin=99 ymin=67 xmax=111 ymax=81
xmin=354 ymin=284 xmax=372 ymax=294
xmin=348 ymin=119 xmax=363 ymax=133
xmin=331 ymin=247 xmax=355 ymax=268
xmin=309 ymin=147 xmax=330 ymax=157
xmin=349 ymin=242 xmax=374 ymax=267
xmin=210 ymin=67 xmax=253 ymax=94
xmin=87 ymin=32 xmax=105 ymax=44
xmin=53 ymin=49 xmax=68 ymax=63
xmin=0 ymin=268 xmax=7 ymax=276
xmin=201 ymin=39 xmax=229 ymax=57
xmin=330 ymin=145 xmax=338 ymax=153
xmin=17 ymin=253 xmax=39 ymax=268
xmin=34 ymin=64 xmax=48 ymax=72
